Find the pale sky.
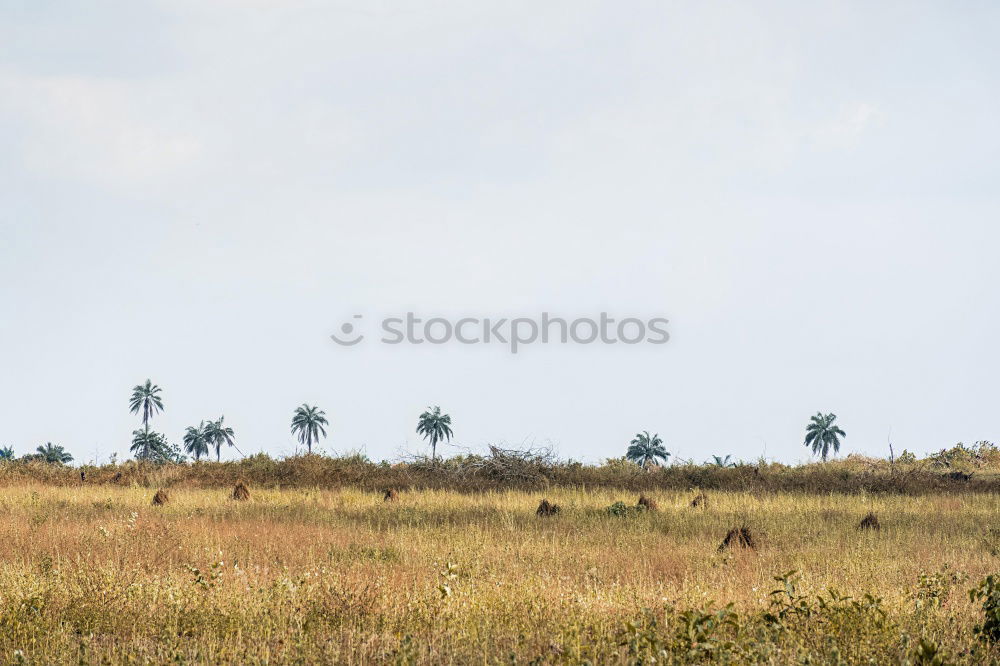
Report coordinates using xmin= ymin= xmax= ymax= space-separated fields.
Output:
xmin=1 ymin=1 xmax=998 ymax=465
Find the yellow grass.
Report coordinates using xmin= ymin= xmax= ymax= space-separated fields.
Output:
xmin=0 ymin=484 xmax=996 ymax=663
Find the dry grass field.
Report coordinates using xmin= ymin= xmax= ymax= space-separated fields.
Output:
xmin=1 ymin=484 xmax=998 ymax=663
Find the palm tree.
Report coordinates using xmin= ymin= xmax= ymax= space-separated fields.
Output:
xmin=416 ymin=406 xmax=453 ymax=461
xmin=709 ymin=455 xmax=735 ymax=467
xmin=626 ymin=431 xmax=669 ymax=469
xmin=0 ymin=446 xmax=13 ymax=461
xmin=129 ymin=379 xmax=164 ymax=433
xmin=804 ymin=412 xmax=846 ymax=461
xmin=183 ymin=422 xmax=210 ymax=461
xmin=291 ymin=404 xmax=328 ymax=454
xmin=130 ymin=430 xmax=170 ymax=461
xmin=204 ymin=416 xmax=240 ymax=461
xmin=35 ymin=442 xmax=74 ymax=464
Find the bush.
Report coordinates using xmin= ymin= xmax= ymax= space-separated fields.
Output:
xmin=971 ymin=574 xmax=1000 ymax=643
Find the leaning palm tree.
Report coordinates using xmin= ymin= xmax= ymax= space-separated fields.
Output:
xmin=129 ymin=379 xmax=164 ymax=434
xmin=290 ymin=404 xmax=328 ymax=454
xmin=183 ymin=422 xmax=210 ymax=462
xmin=416 ymin=406 xmax=453 ymax=462
xmin=626 ymin=431 xmax=669 ymax=469
xmin=804 ymin=412 xmax=846 ymax=461
xmin=35 ymin=442 xmax=73 ymax=464
xmin=204 ymin=416 xmax=240 ymax=462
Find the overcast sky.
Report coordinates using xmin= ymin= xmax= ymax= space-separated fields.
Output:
xmin=1 ymin=1 xmax=998 ymax=465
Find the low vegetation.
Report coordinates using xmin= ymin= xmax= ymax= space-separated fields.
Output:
xmin=3 ymin=443 xmax=1000 ymax=495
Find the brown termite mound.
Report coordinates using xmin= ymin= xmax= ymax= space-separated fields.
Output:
xmin=858 ymin=512 xmax=881 ymax=531
xmin=383 ymin=488 xmax=399 ymax=502
xmin=232 ymin=481 xmax=251 ymax=501
xmin=637 ymin=494 xmax=658 ymax=512
xmin=690 ymin=492 xmax=708 ymax=508
xmin=151 ymin=489 xmax=170 ymax=506
xmin=718 ymin=525 xmax=756 ymax=551
xmin=536 ymin=499 xmax=561 ymax=516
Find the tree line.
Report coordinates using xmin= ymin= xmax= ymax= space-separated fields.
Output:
xmin=0 ymin=379 xmax=846 ymax=466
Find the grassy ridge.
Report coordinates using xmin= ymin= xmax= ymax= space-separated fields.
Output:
xmin=0 ymin=484 xmax=998 ymax=663
xmin=2 ymin=449 xmax=999 ymax=494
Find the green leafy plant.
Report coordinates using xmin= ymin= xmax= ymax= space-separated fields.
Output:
xmin=970 ymin=574 xmax=1000 ymax=643
xmin=764 ymin=570 xmax=886 ymax=633
xmin=676 ymin=603 xmax=740 ymax=661
xmin=763 ymin=570 xmax=814 ymax=626
xmin=187 ymin=561 xmax=224 ymax=590
xmin=606 ymin=500 xmax=648 ymax=517
xmin=911 ymin=638 xmax=949 ymax=665
xmin=607 ymin=501 xmax=630 ymax=517
xmin=913 ymin=565 xmax=966 ymax=611
xmin=620 ymin=608 xmax=668 ymax=661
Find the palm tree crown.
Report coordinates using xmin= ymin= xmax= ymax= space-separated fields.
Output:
xmin=626 ymin=431 xmax=669 ymax=469
xmin=204 ymin=416 xmax=238 ymax=461
xmin=291 ymin=404 xmax=328 ymax=454
xmin=130 ymin=430 xmax=170 ymax=462
xmin=709 ymin=455 xmax=735 ymax=468
xmin=416 ymin=406 xmax=453 ymax=461
xmin=183 ymin=422 xmax=210 ymax=461
xmin=804 ymin=412 xmax=846 ymax=461
xmin=0 ymin=446 xmax=14 ymax=461
xmin=129 ymin=379 xmax=164 ymax=431
xmin=36 ymin=442 xmax=73 ymax=464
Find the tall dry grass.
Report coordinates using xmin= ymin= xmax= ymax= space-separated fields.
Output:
xmin=0 ymin=484 xmax=997 ymax=662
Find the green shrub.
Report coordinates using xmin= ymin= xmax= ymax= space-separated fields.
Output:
xmin=605 ymin=500 xmax=647 ymax=517
xmin=971 ymin=574 xmax=1000 ymax=643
